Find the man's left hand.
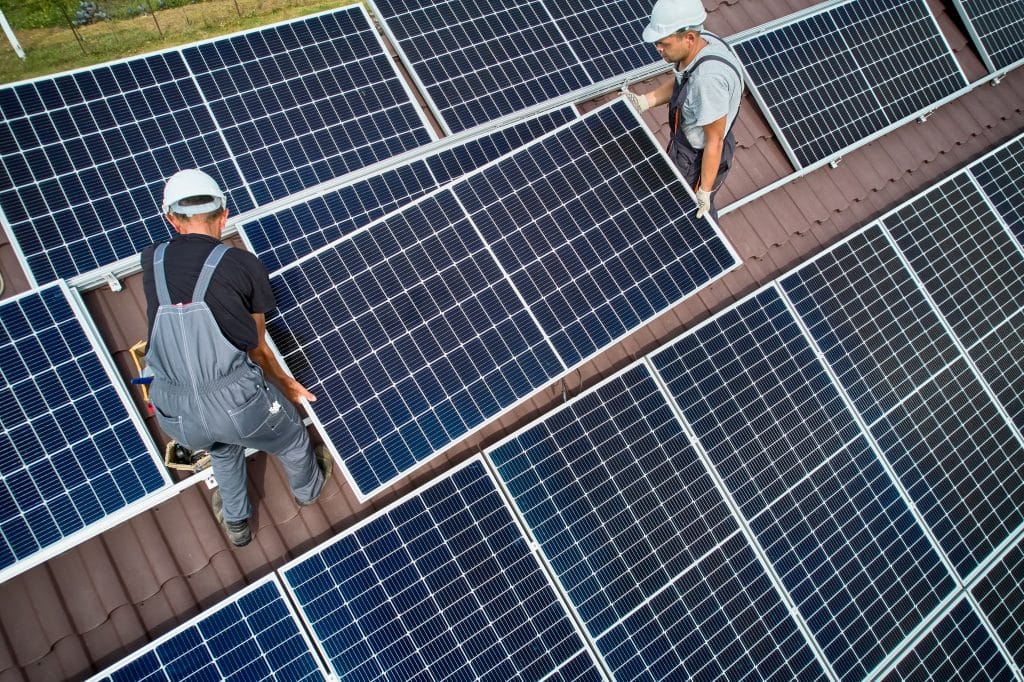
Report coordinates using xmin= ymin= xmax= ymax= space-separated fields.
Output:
xmin=695 ymin=188 xmax=712 ymax=219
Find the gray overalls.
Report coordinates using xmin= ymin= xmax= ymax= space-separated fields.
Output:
xmin=146 ymin=243 xmax=322 ymax=522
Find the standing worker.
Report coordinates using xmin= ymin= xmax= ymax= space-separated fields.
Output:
xmin=141 ymin=169 xmax=331 ymax=547
xmin=625 ymin=0 xmax=743 ymax=222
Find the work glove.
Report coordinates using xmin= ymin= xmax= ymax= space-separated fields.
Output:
xmin=695 ymin=188 xmax=712 ymax=219
xmin=623 ymin=90 xmax=649 ymax=113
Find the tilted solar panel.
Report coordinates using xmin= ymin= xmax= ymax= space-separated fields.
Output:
xmin=968 ymin=310 xmax=1024 ymax=431
xmin=280 ymin=457 xmax=604 ymax=681
xmin=951 ymin=0 xmax=1024 ymax=72
xmin=88 ymin=575 xmax=325 ymax=681
xmin=240 ymin=106 xmax=577 ymax=273
xmin=0 ymin=282 xmax=168 ymax=579
xmin=542 ymin=0 xmax=658 ymax=83
xmin=488 ymin=363 xmax=826 ymax=680
xmin=970 ymin=134 xmax=1024 ymax=244
xmin=0 ymin=52 xmax=249 ymax=286
xmin=267 ymin=100 xmax=737 ymax=499
xmin=650 ymin=287 xmax=956 ymax=681
xmin=733 ymin=0 xmax=967 ymax=168
xmin=971 ymin=534 xmax=1024 ymax=670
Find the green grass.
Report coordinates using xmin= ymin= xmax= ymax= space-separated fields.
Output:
xmin=0 ymin=0 xmax=358 ymax=84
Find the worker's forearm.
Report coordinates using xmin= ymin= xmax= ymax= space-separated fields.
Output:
xmin=699 ymin=138 xmax=724 ymax=191
xmin=647 ymin=79 xmax=674 ymax=108
xmin=249 ymin=344 xmax=289 ymax=384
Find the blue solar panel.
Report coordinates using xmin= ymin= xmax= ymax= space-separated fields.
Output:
xmin=733 ymin=0 xmax=966 ymax=168
xmin=240 ymin=106 xmax=577 ymax=273
xmin=972 ymin=534 xmax=1024 ymax=670
xmin=281 ymin=457 xmax=603 ymax=681
xmin=970 ymin=134 xmax=1024 ymax=244
xmin=488 ymin=363 xmax=826 ymax=680
xmin=0 ymin=282 xmax=167 ymax=576
xmin=453 ymin=101 xmax=737 ymax=367
xmin=968 ymin=310 xmax=1024 ymax=431
xmin=882 ymin=599 xmax=1014 ymax=680
xmin=650 ymin=287 xmax=956 ymax=681
xmin=951 ymin=0 xmax=1024 ymax=71
xmin=0 ymin=53 xmax=249 ymax=286
xmin=881 ymin=172 xmax=1024 ymax=350
xmin=90 ymin=575 xmax=324 ymax=681
xmin=542 ymin=0 xmax=658 ymax=83
xmin=268 ymin=100 xmax=736 ymax=499
xmin=183 ymin=5 xmax=434 ymax=205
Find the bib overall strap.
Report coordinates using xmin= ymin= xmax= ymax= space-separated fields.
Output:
xmin=153 ymin=242 xmax=172 ymax=306
xmin=192 ymin=244 xmax=230 ymax=303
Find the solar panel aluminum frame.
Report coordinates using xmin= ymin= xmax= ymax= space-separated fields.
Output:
xmin=0 ymin=281 xmax=173 ymax=585
xmin=279 ymin=454 xmax=608 ymax=681
xmin=731 ymin=0 xmax=968 ymax=171
xmin=950 ymin=0 xmax=1024 ymax=74
xmin=264 ymin=100 xmax=740 ymax=502
xmin=84 ymin=573 xmax=329 ymax=681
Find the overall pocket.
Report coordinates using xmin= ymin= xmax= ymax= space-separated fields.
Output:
xmin=228 ymin=383 xmax=296 ymax=439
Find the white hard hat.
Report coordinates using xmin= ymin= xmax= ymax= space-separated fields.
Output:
xmin=162 ymin=169 xmax=226 ymax=215
xmin=643 ymin=0 xmax=708 ymax=42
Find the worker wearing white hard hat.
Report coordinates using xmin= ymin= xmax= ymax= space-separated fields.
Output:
xmin=624 ymin=0 xmax=743 ymax=222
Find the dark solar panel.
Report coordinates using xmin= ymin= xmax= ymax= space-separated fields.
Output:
xmin=488 ymin=363 xmax=826 ymax=680
xmin=240 ymin=106 xmax=577 ymax=273
xmin=952 ymin=0 xmax=1024 ymax=71
xmin=93 ymin=576 xmax=324 ymax=681
xmin=0 ymin=282 xmax=167 ymax=576
xmin=881 ymin=172 xmax=1024 ymax=349
xmin=882 ymin=599 xmax=1014 ymax=680
xmin=183 ymin=5 xmax=434 ymax=205
xmin=543 ymin=0 xmax=658 ymax=82
xmin=972 ymin=535 xmax=1024 ymax=669
xmin=281 ymin=458 xmax=603 ymax=681
xmin=970 ymin=134 xmax=1024 ymax=243
xmin=733 ymin=0 xmax=966 ymax=168
xmin=0 ymin=53 xmax=248 ymax=285
xmin=968 ymin=310 xmax=1024 ymax=431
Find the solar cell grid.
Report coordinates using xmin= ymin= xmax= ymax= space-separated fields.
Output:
xmin=733 ymin=0 xmax=965 ymax=168
xmin=972 ymin=534 xmax=1024 ymax=669
xmin=90 ymin=575 xmax=324 ymax=681
xmin=281 ymin=458 xmax=603 ymax=681
xmin=882 ymin=599 xmax=1013 ymax=680
xmin=780 ymin=224 xmax=961 ymax=425
xmin=543 ymin=0 xmax=658 ymax=83
xmin=952 ymin=0 xmax=1024 ymax=71
xmin=881 ymin=172 xmax=1024 ymax=349
xmin=970 ymin=135 xmax=1024 ymax=244
xmin=968 ymin=310 xmax=1024 ymax=431
xmin=0 ymin=283 xmax=167 ymax=576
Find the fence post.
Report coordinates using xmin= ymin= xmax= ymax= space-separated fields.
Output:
xmin=57 ymin=1 xmax=88 ymax=55
xmin=0 ymin=8 xmax=26 ymax=59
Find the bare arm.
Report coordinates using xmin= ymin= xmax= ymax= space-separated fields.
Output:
xmin=248 ymin=312 xmax=317 ymax=404
xmin=698 ymin=114 xmax=727 ymax=192
xmin=642 ymin=78 xmax=675 ymax=109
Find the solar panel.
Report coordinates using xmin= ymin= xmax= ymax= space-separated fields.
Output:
xmin=968 ymin=310 xmax=1024 ymax=431
xmin=488 ymin=363 xmax=826 ymax=680
xmin=972 ymin=533 xmax=1024 ymax=669
xmin=882 ymin=599 xmax=1014 ymax=680
xmin=881 ymin=172 xmax=1024 ymax=350
xmin=267 ymin=100 xmax=737 ymax=499
xmin=733 ymin=0 xmax=967 ymax=168
xmin=0 ymin=282 xmax=168 ymax=578
xmin=183 ymin=5 xmax=434 ymax=206
xmin=240 ymin=106 xmax=577 ymax=273
xmin=650 ymin=287 xmax=956 ymax=681
xmin=366 ymin=0 xmax=658 ymax=134
xmin=951 ymin=0 xmax=1024 ymax=72
xmin=0 ymin=52 xmax=249 ymax=286
xmin=89 ymin=575 xmax=325 ymax=681
xmin=970 ymin=134 xmax=1024 ymax=244
xmin=280 ymin=457 xmax=603 ymax=681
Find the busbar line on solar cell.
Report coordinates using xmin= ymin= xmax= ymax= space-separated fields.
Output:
xmin=267 ymin=189 xmax=565 ymax=501
xmin=87 ymin=574 xmax=326 ymax=682
xmin=0 ymin=51 xmax=252 ymax=287
xmin=880 ymin=171 xmax=1024 ymax=351
xmin=732 ymin=0 xmax=966 ymax=169
xmin=951 ymin=0 xmax=1024 ymax=72
xmin=453 ymin=101 xmax=738 ymax=368
xmin=970 ymin=133 xmax=1024 ymax=245
xmin=0 ymin=282 xmax=170 ymax=581
xmin=280 ymin=457 xmax=605 ymax=681
xmin=650 ymin=286 xmax=957 ymax=681
xmin=182 ymin=4 xmax=436 ymax=206
xmin=880 ymin=598 xmax=1014 ymax=681
xmin=971 ymin=532 xmax=1024 ymax=670
xmin=238 ymin=106 xmax=577 ymax=273
xmin=486 ymin=362 xmax=828 ymax=680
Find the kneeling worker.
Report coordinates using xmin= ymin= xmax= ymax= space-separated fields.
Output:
xmin=142 ymin=169 xmax=331 ymax=547
xmin=625 ymin=0 xmax=743 ymax=221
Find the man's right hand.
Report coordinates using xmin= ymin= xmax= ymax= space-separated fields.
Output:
xmin=623 ymin=90 xmax=650 ymax=113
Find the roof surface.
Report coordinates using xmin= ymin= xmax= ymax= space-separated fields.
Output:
xmin=0 ymin=0 xmax=1022 ymax=678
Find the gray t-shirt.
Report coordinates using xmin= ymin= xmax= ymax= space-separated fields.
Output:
xmin=674 ymin=34 xmax=743 ymax=150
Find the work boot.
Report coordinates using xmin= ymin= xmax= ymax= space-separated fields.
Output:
xmin=211 ymin=489 xmax=251 ymax=547
xmin=296 ymin=445 xmax=333 ymax=507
